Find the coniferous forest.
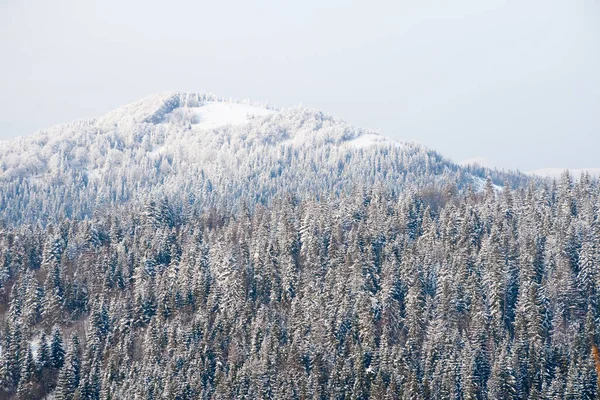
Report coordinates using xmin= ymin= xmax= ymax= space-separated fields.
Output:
xmin=1 ymin=173 xmax=599 ymax=399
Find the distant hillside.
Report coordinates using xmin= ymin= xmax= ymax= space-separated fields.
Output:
xmin=0 ymin=92 xmax=529 ymax=225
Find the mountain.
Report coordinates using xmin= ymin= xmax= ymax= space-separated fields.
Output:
xmin=0 ymin=92 xmax=526 ymax=225
xmin=527 ymin=168 xmax=600 ymax=179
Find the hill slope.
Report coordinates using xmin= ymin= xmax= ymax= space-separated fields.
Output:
xmin=0 ymin=92 xmax=525 ymax=225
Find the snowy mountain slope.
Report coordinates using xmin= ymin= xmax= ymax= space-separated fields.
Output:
xmin=527 ymin=168 xmax=600 ymax=179
xmin=0 ymin=92 xmax=526 ymax=225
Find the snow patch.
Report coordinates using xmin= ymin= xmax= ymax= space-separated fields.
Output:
xmin=472 ymin=176 xmax=503 ymax=192
xmin=347 ymin=134 xmax=398 ymax=148
xmin=30 ymin=338 xmax=40 ymax=358
xmin=148 ymin=145 xmax=164 ymax=157
xmin=192 ymin=101 xmax=275 ymax=130
xmin=459 ymin=157 xmax=491 ymax=168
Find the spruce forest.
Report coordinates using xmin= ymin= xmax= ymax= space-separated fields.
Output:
xmin=1 ymin=172 xmax=600 ymax=399
xmin=2 ymin=0 xmax=599 ymax=397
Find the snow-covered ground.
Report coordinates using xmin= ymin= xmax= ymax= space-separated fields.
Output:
xmin=193 ymin=101 xmax=276 ymax=130
xmin=472 ymin=176 xmax=504 ymax=192
xmin=30 ymin=337 xmax=40 ymax=357
xmin=458 ymin=157 xmax=491 ymax=168
xmin=347 ymin=134 xmax=400 ymax=148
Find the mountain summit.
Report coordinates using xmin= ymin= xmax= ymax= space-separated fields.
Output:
xmin=0 ymin=92 xmax=522 ymax=225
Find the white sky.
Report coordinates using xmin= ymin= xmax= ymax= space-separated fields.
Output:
xmin=1 ymin=0 xmax=599 ymax=171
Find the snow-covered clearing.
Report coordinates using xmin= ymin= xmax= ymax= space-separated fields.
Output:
xmin=193 ymin=101 xmax=275 ymax=130
xmin=347 ymin=134 xmax=398 ymax=148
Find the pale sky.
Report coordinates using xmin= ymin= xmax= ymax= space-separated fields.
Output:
xmin=1 ymin=0 xmax=599 ymax=171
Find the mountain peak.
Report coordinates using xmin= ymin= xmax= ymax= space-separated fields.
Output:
xmin=98 ymin=92 xmax=276 ymax=128
xmin=95 ymin=92 xmax=399 ymax=148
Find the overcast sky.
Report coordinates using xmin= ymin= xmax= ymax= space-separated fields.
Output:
xmin=1 ymin=0 xmax=598 ymax=171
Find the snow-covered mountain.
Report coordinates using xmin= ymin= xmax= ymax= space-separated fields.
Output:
xmin=0 ymin=92 xmax=526 ymax=225
xmin=527 ymin=168 xmax=600 ymax=179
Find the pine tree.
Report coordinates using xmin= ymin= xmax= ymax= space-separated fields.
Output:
xmin=50 ymin=326 xmax=65 ymax=370
xmin=16 ymin=346 xmax=36 ymax=399
xmin=36 ymin=332 xmax=49 ymax=371
xmin=488 ymin=345 xmax=517 ymax=400
xmin=55 ymin=333 xmax=81 ymax=400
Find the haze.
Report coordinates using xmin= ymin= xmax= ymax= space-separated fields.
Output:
xmin=1 ymin=0 xmax=598 ymax=171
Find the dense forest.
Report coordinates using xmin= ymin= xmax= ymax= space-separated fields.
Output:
xmin=0 ymin=172 xmax=598 ymax=399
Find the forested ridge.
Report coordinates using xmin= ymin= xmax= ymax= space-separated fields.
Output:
xmin=0 ymin=93 xmax=528 ymax=227
xmin=0 ymin=172 xmax=599 ymax=399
